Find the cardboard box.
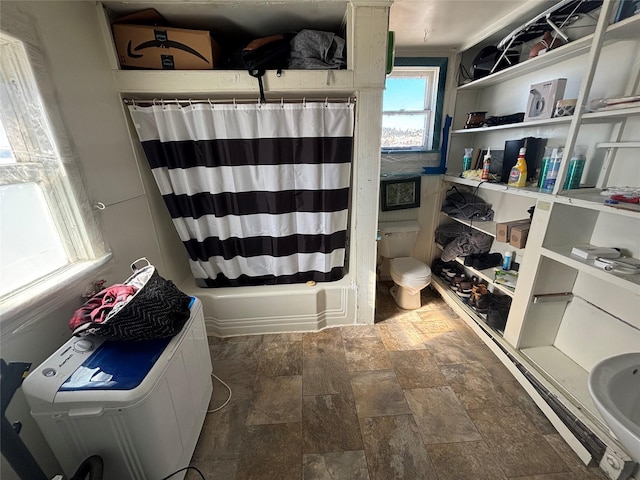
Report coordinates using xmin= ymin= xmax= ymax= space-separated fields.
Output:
xmin=496 ymin=219 xmax=530 ymax=243
xmin=509 ymin=224 xmax=531 ymax=249
xmin=524 ymin=78 xmax=567 ymax=121
xmin=112 ymin=23 xmax=220 ymax=70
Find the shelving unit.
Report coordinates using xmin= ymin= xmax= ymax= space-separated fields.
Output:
xmin=439 ymin=211 xmax=496 ymax=237
xmin=434 ymin=242 xmax=515 ymax=297
xmin=436 ymin=2 xmax=640 ymax=478
xmin=541 ymin=246 xmax=640 ymax=295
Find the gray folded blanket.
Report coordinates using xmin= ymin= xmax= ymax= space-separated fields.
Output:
xmin=441 ymin=231 xmax=493 ymax=262
xmin=288 ymin=30 xmax=346 ymax=70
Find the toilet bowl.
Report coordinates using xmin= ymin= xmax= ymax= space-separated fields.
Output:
xmin=378 ymin=221 xmax=431 ymax=310
xmin=389 ymin=256 xmax=432 ymax=309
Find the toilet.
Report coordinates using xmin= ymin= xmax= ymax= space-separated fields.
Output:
xmin=378 ymin=221 xmax=432 ymax=310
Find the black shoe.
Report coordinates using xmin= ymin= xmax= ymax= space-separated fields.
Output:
xmin=472 ymin=253 xmax=503 ymax=270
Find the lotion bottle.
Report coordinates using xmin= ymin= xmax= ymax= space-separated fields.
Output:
xmin=481 ymin=148 xmax=491 ymax=181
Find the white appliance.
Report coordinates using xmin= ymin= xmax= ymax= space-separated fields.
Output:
xmin=22 ymin=297 xmax=212 ymax=480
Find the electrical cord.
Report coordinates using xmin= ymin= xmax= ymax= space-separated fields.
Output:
xmin=158 ymin=373 xmax=232 ymax=480
xmin=208 ymin=372 xmax=232 ymax=413
xmin=160 ymin=466 xmax=205 ymax=480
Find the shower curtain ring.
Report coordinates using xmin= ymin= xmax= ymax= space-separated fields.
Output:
xmin=324 ymin=97 xmax=329 ymax=108
xmin=303 ymin=97 xmax=306 ymax=108
xmin=281 ymin=98 xmax=284 ymax=108
xmin=175 ymin=98 xmax=180 ymax=108
xmin=233 ymin=98 xmax=237 ymax=109
xmin=153 ymin=98 xmax=157 ymax=106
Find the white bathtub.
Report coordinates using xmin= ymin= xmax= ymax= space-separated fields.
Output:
xmin=179 ymin=275 xmax=357 ymax=337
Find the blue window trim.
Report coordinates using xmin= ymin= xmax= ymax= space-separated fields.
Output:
xmin=382 ymin=57 xmax=448 ymax=154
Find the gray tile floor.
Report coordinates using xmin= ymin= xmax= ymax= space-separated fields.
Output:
xmin=187 ymin=283 xmax=608 ymax=480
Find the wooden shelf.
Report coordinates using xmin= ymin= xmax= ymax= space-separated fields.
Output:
xmin=596 ymin=142 xmax=640 ymax=149
xmin=442 ymin=177 xmax=640 ymax=219
xmin=439 ymin=211 xmax=496 ymax=237
xmin=520 ymin=345 xmax=603 ymax=425
xmin=582 ymin=106 xmax=640 ymax=122
xmin=442 ymin=175 xmax=548 ymax=201
xmin=541 ymin=246 xmax=640 ymax=295
xmin=458 ymin=15 xmax=640 ymax=92
xmin=113 ymin=69 xmax=356 ymax=95
xmin=450 ymin=106 xmax=640 ymax=134
xmin=451 ymin=116 xmax=571 ymax=134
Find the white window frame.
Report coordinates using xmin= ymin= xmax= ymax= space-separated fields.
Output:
xmin=381 ymin=66 xmax=440 ymax=152
xmin=0 ymin=32 xmax=108 ymax=317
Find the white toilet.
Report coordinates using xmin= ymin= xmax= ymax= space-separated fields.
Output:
xmin=378 ymin=221 xmax=432 ymax=310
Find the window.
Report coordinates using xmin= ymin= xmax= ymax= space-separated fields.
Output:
xmin=381 ymin=58 xmax=447 ymax=152
xmin=0 ymin=33 xmax=104 ymax=301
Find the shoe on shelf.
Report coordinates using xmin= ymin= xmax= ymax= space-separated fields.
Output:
xmin=472 ymin=253 xmax=503 ymax=270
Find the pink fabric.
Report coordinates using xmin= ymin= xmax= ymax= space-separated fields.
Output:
xmin=69 ymin=284 xmax=138 ymax=330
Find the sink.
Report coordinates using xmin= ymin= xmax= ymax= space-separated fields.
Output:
xmin=588 ymin=352 xmax=640 ymax=462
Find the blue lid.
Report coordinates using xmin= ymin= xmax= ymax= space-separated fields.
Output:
xmin=59 ymin=297 xmax=196 ymax=392
xmin=59 ymin=337 xmax=172 ymax=391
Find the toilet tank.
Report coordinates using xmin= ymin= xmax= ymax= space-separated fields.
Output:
xmin=378 ymin=221 xmax=420 ymax=258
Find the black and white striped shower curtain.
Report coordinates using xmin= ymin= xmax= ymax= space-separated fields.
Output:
xmin=128 ymin=101 xmax=354 ymax=287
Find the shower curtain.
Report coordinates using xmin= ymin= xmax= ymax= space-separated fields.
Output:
xmin=128 ymin=101 xmax=354 ymax=287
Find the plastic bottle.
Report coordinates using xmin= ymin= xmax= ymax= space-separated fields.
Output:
xmin=481 ymin=148 xmax=491 ymax=181
xmin=563 ymin=145 xmax=587 ymax=190
xmin=537 ymin=146 xmax=554 ymax=189
xmin=540 ymin=148 xmax=562 ymax=192
xmin=508 ymin=147 xmax=528 ymax=187
xmin=502 ymin=251 xmax=513 ymax=270
xmin=462 ymin=148 xmax=473 ymax=174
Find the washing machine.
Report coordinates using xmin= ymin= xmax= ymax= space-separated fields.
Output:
xmin=22 ymin=297 xmax=212 ymax=480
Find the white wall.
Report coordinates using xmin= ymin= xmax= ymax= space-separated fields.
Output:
xmin=0 ymin=2 xmax=183 ymax=477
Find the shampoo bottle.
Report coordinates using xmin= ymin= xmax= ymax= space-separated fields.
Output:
xmin=462 ymin=148 xmax=473 ymax=174
xmin=541 ymin=148 xmax=562 ymax=193
xmin=481 ymin=148 xmax=491 ymax=181
xmin=508 ymin=147 xmax=528 ymax=187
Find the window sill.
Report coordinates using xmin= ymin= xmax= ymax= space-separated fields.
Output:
xmin=381 ymin=149 xmax=438 ymax=154
xmin=0 ymin=254 xmax=112 ymax=335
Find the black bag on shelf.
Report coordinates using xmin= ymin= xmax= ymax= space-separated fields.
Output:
xmin=241 ymin=34 xmax=291 ymax=103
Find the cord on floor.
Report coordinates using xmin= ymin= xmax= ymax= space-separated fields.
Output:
xmin=207 ymin=372 xmax=232 ymax=413
xmin=159 ymin=373 xmax=232 ymax=480
xmin=160 ymin=465 xmax=205 ymax=480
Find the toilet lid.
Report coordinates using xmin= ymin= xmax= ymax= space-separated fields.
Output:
xmin=390 ymin=257 xmax=431 ymax=281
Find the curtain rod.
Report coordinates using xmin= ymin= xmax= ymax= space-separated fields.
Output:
xmin=123 ymin=96 xmax=356 ymax=107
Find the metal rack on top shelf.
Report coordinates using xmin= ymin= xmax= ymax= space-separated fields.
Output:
xmin=457 ymin=14 xmax=640 ymax=91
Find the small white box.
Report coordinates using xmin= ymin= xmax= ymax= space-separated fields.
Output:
xmin=571 ymin=244 xmax=621 ymax=260
xmin=525 ymin=78 xmax=567 ymax=121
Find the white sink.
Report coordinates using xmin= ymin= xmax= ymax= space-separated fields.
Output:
xmin=588 ymin=352 xmax=640 ymax=462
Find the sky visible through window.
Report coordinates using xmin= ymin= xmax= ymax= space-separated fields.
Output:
xmin=382 ymin=77 xmax=428 ymax=148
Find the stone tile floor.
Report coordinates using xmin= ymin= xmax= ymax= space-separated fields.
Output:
xmin=187 ymin=283 xmax=608 ymax=480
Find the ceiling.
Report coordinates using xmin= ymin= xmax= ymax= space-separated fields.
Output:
xmin=389 ymin=0 xmax=541 ymax=51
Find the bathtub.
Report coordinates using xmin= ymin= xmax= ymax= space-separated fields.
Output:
xmin=179 ymin=275 xmax=356 ymax=337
